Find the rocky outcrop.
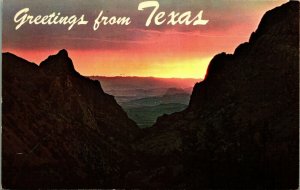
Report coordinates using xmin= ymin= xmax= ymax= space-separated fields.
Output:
xmin=132 ymin=1 xmax=299 ymax=188
xmin=2 ymin=50 xmax=140 ymax=188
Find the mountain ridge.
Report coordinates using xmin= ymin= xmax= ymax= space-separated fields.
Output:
xmin=2 ymin=49 xmax=141 ymax=188
xmin=131 ymin=1 xmax=299 ymax=188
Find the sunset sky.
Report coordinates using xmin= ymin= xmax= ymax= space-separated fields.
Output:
xmin=3 ymin=0 xmax=286 ymax=78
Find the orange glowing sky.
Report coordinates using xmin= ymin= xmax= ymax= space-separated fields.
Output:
xmin=3 ymin=0 xmax=286 ymax=78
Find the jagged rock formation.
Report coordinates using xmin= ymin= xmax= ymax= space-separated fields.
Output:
xmin=131 ymin=1 xmax=299 ymax=188
xmin=2 ymin=50 xmax=140 ymax=188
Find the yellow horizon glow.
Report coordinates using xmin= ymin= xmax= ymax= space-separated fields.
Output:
xmin=73 ymin=56 xmax=212 ymax=79
xmin=3 ymin=48 xmax=212 ymax=79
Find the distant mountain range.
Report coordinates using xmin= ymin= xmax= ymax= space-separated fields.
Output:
xmin=89 ymin=76 xmax=199 ymax=93
xmin=89 ymin=76 xmax=199 ymax=128
xmin=121 ymin=88 xmax=190 ymax=128
xmin=2 ymin=1 xmax=299 ymax=189
xmin=90 ymin=76 xmax=197 ymax=100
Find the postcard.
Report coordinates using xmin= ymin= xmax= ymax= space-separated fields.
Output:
xmin=2 ymin=0 xmax=299 ymax=188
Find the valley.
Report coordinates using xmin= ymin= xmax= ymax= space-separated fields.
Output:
xmin=90 ymin=76 xmax=200 ymax=128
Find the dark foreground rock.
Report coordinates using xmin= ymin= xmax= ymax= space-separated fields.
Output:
xmin=131 ymin=1 xmax=299 ymax=188
xmin=2 ymin=50 xmax=140 ymax=188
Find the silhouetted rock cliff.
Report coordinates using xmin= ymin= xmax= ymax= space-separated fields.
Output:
xmin=132 ymin=1 xmax=299 ymax=188
xmin=2 ymin=50 xmax=140 ymax=188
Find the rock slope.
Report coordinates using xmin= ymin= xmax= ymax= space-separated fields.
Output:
xmin=132 ymin=1 xmax=299 ymax=188
xmin=2 ymin=49 xmax=140 ymax=188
